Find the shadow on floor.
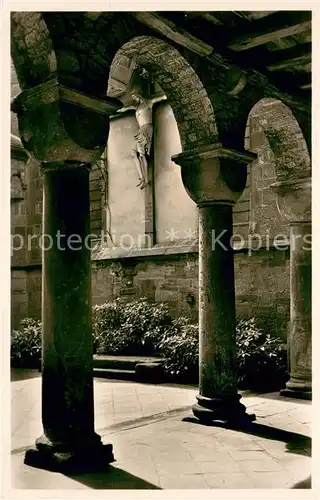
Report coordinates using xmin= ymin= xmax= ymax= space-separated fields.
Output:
xmin=11 ymin=368 xmax=41 ymax=382
xmin=95 ymin=377 xmax=198 ymax=390
xmin=247 ymin=391 xmax=311 ymax=405
xmin=183 ymin=418 xmax=311 ymax=457
xmin=245 ymin=422 xmax=311 ymax=456
xmin=66 ymin=464 xmax=161 ymax=489
xmin=292 ymin=476 xmax=312 ymax=489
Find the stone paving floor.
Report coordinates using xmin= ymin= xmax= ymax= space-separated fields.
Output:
xmin=9 ymin=369 xmax=312 ymax=491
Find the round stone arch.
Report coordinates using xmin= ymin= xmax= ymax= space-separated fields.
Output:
xmin=246 ymin=97 xmax=310 ymax=183
xmin=107 ymin=35 xmax=218 ymax=151
xmin=11 ymin=12 xmax=57 ymax=90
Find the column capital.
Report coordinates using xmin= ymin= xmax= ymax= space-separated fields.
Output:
xmin=172 ymin=143 xmax=256 ymax=206
xmin=172 ymin=143 xmax=256 ymax=165
xmin=271 ymin=177 xmax=311 ymax=223
xmin=11 ymin=78 xmax=122 ymax=165
xmin=40 ymin=160 xmax=91 ymax=173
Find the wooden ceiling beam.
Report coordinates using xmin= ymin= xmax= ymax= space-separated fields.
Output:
xmin=243 ymin=11 xmax=277 ymax=20
xmin=228 ymin=12 xmax=311 ymax=51
xmin=132 ymin=12 xmax=310 ymax=113
xmin=232 ymin=42 xmax=311 ymax=72
xmin=200 ymin=13 xmax=224 ymax=26
xmin=268 ymin=70 xmax=311 ymax=90
xmin=229 ymin=20 xmax=311 ymax=51
xmin=133 ymin=12 xmax=213 ymax=56
xmin=267 ymin=52 xmax=311 ymax=71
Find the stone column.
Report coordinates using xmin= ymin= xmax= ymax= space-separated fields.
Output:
xmin=272 ymin=178 xmax=311 ymax=400
xmin=173 ymin=144 xmax=256 ymax=426
xmin=12 ymin=78 xmax=121 ymax=472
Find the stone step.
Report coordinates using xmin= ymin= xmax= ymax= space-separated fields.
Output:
xmin=93 ymin=356 xmax=165 ymax=383
xmin=93 ymin=355 xmax=163 ymax=371
xmin=93 ymin=368 xmax=137 ymax=381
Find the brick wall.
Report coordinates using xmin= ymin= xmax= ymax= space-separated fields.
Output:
xmin=89 ymin=162 xmax=103 ymax=235
xmin=26 ymin=268 xmax=42 ymax=319
xmin=92 ymin=253 xmax=199 ymax=320
xmin=11 ymin=270 xmax=28 ymax=329
xmin=11 ymin=60 xmax=29 ymax=328
xmin=11 ymin=247 xmax=290 ymax=340
xmin=91 ymin=247 xmax=290 ymax=340
xmin=234 ymin=248 xmax=290 ymax=338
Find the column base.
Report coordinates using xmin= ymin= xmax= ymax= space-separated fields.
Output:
xmin=280 ymin=378 xmax=312 ymax=401
xmin=280 ymin=388 xmax=312 ymax=400
xmin=192 ymin=394 xmax=256 ymax=428
xmin=24 ymin=434 xmax=115 ymax=474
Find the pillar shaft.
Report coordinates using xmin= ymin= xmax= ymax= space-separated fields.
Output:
xmin=41 ymin=164 xmax=95 ymax=444
xmin=25 ymin=163 xmax=114 ymax=471
xmin=199 ymin=203 xmax=237 ymax=398
xmin=281 ymin=222 xmax=311 ymax=398
xmin=12 ymin=79 xmax=121 ymax=472
xmin=172 ymin=143 xmax=257 ymax=426
xmin=272 ymin=178 xmax=311 ymax=400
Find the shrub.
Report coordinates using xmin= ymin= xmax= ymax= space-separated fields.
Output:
xmin=92 ymin=297 xmax=173 ymax=356
xmin=157 ymin=317 xmax=199 ymax=382
xmin=11 ymin=317 xmax=42 ymax=368
xmin=158 ymin=317 xmax=288 ymax=389
xmin=11 ymin=304 xmax=288 ymax=391
xmin=92 ymin=299 xmax=125 ymax=354
xmin=236 ymin=318 xmax=288 ymax=391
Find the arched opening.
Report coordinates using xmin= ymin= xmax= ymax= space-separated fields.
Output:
xmin=244 ymin=97 xmax=311 ymax=398
xmin=107 ymin=36 xmax=218 ymax=151
xmin=248 ymin=98 xmax=310 ymax=181
xmin=99 ymin=36 xmax=218 ymax=247
xmin=11 ymin=12 xmax=57 ymax=89
xmin=244 ymin=97 xmax=310 ymax=235
xmin=233 ymin=96 xmax=311 ymax=351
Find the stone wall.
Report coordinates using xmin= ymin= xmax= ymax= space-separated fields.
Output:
xmin=90 ymin=245 xmax=290 ymax=339
xmin=248 ymin=101 xmax=292 ymax=238
xmin=234 ymin=248 xmax=290 ymax=338
xmin=11 ymin=246 xmax=290 ymax=339
xmin=11 ymin=269 xmax=28 ymax=330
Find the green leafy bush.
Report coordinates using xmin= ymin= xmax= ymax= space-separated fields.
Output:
xmin=11 ymin=302 xmax=288 ymax=391
xmin=158 ymin=317 xmax=288 ymax=388
xmin=92 ymin=299 xmax=125 ymax=354
xmin=236 ymin=318 xmax=288 ymax=391
xmin=11 ymin=317 xmax=42 ymax=368
xmin=92 ymin=297 xmax=173 ymax=356
xmin=157 ymin=317 xmax=199 ymax=382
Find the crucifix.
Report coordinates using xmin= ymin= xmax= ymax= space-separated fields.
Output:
xmin=128 ymin=68 xmax=166 ymax=189
xmin=132 ymin=92 xmax=166 ymax=189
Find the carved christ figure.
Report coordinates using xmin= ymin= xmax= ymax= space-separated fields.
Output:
xmin=132 ymin=92 xmax=153 ymax=189
xmin=131 ymin=91 xmax=166 ymax=189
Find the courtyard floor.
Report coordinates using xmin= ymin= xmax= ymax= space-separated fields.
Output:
xmin=9 ymin=369 xmax=312 ymax=491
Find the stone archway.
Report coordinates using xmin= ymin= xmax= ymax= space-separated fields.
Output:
xmin=108 ymin=35 xmax=257 ymax=426
xmin=246 ymin=97 xmax=311 ymax=399
xmin=107 ymin=36 xmax=218 ymax=152
xmin=105 ymin=35 xmax=219 ymax=246
xmin=247 ymin=98 xmax=310 ymax=182
xmin=11 ymin=12 xmax=57 ymax=89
